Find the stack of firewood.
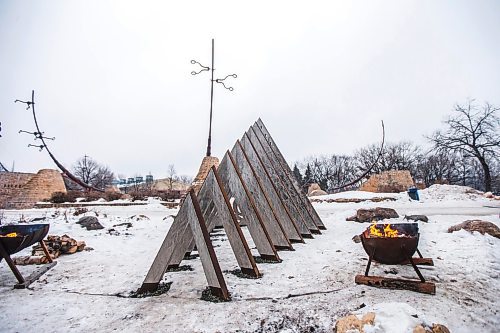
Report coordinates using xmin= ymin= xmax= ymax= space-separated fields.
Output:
xmin=13 ymin=235 xmax=86 ymax=265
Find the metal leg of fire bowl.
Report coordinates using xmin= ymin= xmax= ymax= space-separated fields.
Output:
xmin=365 ymin=249 xmax=375 ymax=276
xmin=416 ymin=248 xmax=423 ymax=259
xmin=407 ymin=255 xmax=426 ymax=282
xmin=0 ymin=241 xmax=26 ymax=284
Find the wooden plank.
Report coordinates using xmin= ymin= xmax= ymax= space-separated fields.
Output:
xmin=247 ymin=125 xmax=320 ymax=234
xmin=217 ymin=152 xmax=281 ymax=262
xmin=255 ymin=119 xmax=326 ymax=230
xmin=139 ymin=199 xmax=194 ymax=292
xmin=241 ymin=132 xmax=311 ymax=238
xmin=14 ymin=262 xmax=57 ymax=289
xmin=399 ymin=258 xmax=434 ymax=266
xmin=187 ymin=190 xmax=230 ymax=301
xmin=230 ymin=142 xmax=292 ymax=250
xmin=238 ymin=137 xmax=303 ymax=242
xmin=198 ymin=167 xmax=261 ymax=277
xmin=355 ymin=275 xmax=436 ymax=295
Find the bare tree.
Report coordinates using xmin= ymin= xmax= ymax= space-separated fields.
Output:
xmin=74 ymin=156 xmax=99 ymax=184
xmin=429 ymin=101 xmax=500 ymax=192
xmin=355 ymin=141 xmax=421 ymax=177
xmin=73 ymin=156 xmax=115 ymax=190
xmin=166 ymin=164 xmax=177 ymax=191
xmin=179 ymin=175 xmax=193 ymax=186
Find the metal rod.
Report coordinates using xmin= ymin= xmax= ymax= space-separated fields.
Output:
xmin=365 ymin=249 xmax=375 ymax=276
xmin=206 ymin=38 xmax=215 ymax=157
xmin=403 ymin=245 xmax=426 ymax=282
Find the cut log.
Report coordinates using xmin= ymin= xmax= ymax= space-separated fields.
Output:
xmin=399 ymin=258 xmax=434 ymax=266
xmin=76 ymin=241 xmax=86 ymax=251
xmin=13 ymin=256 xmax=52 ymax=265
xmin=355 ymin=275 xmax=436 ymax=295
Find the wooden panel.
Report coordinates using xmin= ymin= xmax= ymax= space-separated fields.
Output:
xmin=218 ymin=152 xmax=280 ymax=261
xmin=255 ymin=119 xmax=326 ymax=229
xmin=198 ymin=167 xmax=260 ymax=277
xmin=241 ymin=132 xmax=311 ymax=237
xmin=140 ymin=197 xmax=194 ymax=292
xmin=238 ymin=137 xmax=303 ymax=242
xmin=247 ymin=126 xmax=319 ymax=234
xmin=230 ymin=143 xmax=292 ymax=250
xmin=187 ymin=190 xmax=230 ymax=300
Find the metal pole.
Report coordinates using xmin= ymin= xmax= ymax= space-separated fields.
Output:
xmin=206 ymin=38 xmax=215 ymax=157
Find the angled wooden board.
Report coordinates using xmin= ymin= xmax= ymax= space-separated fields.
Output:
xmin=238 ymin=136 xmax=304 ymax=242
xmin=255 ymin=119 xmax=326 ymax=229
xmin=187 ymin=190 xmax=230 ymax=300
xmin=199 ymin=167 xmax=260 ymax=277
xmin=247 ymin=125 xmax=320 ymax=234
xmin=217 ymin=152 xmax=281 ymax=262
xmin=230 ymin=142 xmax=292 ymax=250
xmin=241 ymin=131 xmax=312 ymax=238
xmin=139 ymin=196 xmax=195 ymax=292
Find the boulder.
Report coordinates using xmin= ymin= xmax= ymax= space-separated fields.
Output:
xmin=346 ymin=207 xmax=399 ymax=222
xmin=309 ymin=189 xmax=328 ymax=197
xmin=483 ymin=191 xmax=494 ymax=198
xmin=307 ymin=183 xmax=327 ymax=197
xmin=77 ymin=216 xmax=104 ymax=230
xmin=335 ymin=312 xmax=376 ymax=333
xmin=431 ymin=324 xmax=451 ymax=333
xmin=413 ymin=325 xmax=428 ymax=333
xmin=448 ymin=220 xmax=500 ymax=239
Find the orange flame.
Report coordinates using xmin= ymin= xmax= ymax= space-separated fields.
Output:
xmin=368 ymin=221 xmax=399 ymax=238
xmin=0 ymin=232 xmax=18 ymax=238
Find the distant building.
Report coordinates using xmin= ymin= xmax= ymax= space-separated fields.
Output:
xmin=0 ymin=169 xmax=67 ymax=209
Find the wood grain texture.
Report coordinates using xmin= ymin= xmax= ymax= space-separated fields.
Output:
xmin=230 ymin=142 xmax=292 ymax=249
xmin=239 ymin=136 xmax=304 ymax=242
xmin=355 ymin=275 xmax=436 ymax=295
xmin=187 ymin=190 xmax=230 ymax=300
xmin=243 ymin=130 xmax=311 ymax=237
xmin=198 ymin=167 xmax=260 ymax=277
xmin=218 ymin=152 xmax=280 ymax=261
xmin=141 ymin=201 xmax=193 ymax=288
xmin=255 ymin=119 xmax=326 ymax=229
xmin=248 ymin=125 xmax=319 ymax=233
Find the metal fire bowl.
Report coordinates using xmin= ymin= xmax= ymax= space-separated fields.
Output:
xmin=361 ymin=223 xmax=419 ymax=265
xmin=0 ymin=224 xmax=50 ymax=258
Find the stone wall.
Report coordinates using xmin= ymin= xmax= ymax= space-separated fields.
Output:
xmin=360 ymin=170 xmax=415 ymax=193
xmin=0 ymin=169 xmax=67 ymax=209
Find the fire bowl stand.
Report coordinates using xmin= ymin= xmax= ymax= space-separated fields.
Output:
xmin=355 ymin=246 xmax=436 ymax=295
xmin=0 ymin=240 xmax=57 ymax=289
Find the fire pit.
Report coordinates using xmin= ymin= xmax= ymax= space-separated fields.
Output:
xmin=361 ymin=223 xmax=419 ymax=265
xmin=0 ymin=224 xmax=56 ymax=288
xmin=355 ymin=222 xmax=436 ymax=295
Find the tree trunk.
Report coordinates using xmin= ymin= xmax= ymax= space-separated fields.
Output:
xmin=477 ymin=156 xmax=492 ymax=192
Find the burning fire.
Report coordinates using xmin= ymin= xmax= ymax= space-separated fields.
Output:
xmin=368 ymin=221 xmax=400 ymax=238
xmin=0 ymin=232 xmax=18 ymax=238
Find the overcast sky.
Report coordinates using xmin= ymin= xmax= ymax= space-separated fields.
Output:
xmin=1 ymin=1 xmax=499 ymax=179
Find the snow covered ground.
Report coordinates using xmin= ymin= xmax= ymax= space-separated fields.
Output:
xmin=0 ymin=185 xmax=499 ymax=333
